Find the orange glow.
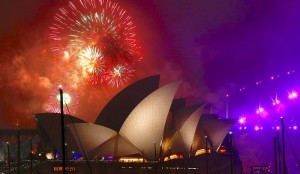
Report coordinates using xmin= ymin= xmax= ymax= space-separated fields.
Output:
xmin=119 ymin=157 xmax=146 ymax=163
xmin=219 ymin=146 xmax=226 ymax=154
xmin=31 ymin=144 xmax=38 ymax=154
xmin=119 ymin=154 xmax=146 ymax=163
xmin=164 ymin=154 xmax=184 ymax=162
xmin=63 ymin=51 xmax=70 ymax=60
xmin=195 ymin=149 xmax=211 ymax=156
xmin=46 ymin=152 xmax=55 ymax=160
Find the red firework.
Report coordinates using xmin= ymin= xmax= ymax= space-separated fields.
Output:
xmin=78 ymin=46 xmax=107 ymax=84
xmin=106 ymin=63 xmax=134 ymax=87
xmin=44 ymin=84 xmax=79 ymax=114
xmin=49 ymin=0 xmax=141 ymax=87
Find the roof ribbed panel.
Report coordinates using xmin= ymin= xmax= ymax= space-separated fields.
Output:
xmin=67 ymin=123 xmax=117 ymax=157
xmin=179 ymin=105 xmax=204 ymax=154
xmin=119 ymin=81 xmax=181 ymax=160
xmin=91 ymin=134 xmax=141 ymax=157
xmin=95 ymin=75 xmax=160 ymax=131
xmin=201 ymin=119 xmax=236 ymax=150
xmin=167 ymin=105 xmax=204 ymax=157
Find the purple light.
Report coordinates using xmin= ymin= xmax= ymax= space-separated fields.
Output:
xmin=255 ymin=81 xmax=262 ymax=85
xmin=270 ymin=76 xmax=274 ymax=80
xmin=293 ymin=126 xmax=297 ymax=130
xmin=288 ymin=91 xmax=298 ymax=100
xmin=239 ymin=87 xmax=246 ymax=92
xmin=276 ymin=126 xmax=280 ymax=130
xmin=108 ymin=155 xmax=113 ymax=159
xmin=73 ymin=153 xmax=83 ymax=160
xmin=256 ymin=106 xmax=264 ymax=114
xmin=238 ymin=117 xmax=246 ymax=124
xmin=272 ymin=99 xmax=280 ymax=106
xmin=254 ymin=126 xmax=260 ymax=131
xmin=271 ymin=94 xmax=280 ymax=106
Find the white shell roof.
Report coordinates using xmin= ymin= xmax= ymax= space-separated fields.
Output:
xmin=119 ymin=81 xmax=181 ymax=160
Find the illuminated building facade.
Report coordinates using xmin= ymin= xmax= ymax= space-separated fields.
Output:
xmin=32 ymin=76 xmax=236 ymax=163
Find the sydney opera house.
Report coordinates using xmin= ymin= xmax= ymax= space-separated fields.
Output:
xmin=1 ymin=75 xmax=242 ymax=173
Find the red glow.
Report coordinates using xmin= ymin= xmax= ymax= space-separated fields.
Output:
xmin=44 ymin=84 xmax=79 ymax=115
xmin=48 ymin=0 xmax=141 ymax=87
xmin=107 ymin=63 xmax=134 ymax=87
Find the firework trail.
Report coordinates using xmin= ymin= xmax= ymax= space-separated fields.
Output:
xmin=49 ymin=0 xmax=141 ymax=86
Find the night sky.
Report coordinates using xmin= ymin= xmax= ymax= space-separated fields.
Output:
xmin=1 ymin=0 xmax=300 ymax=172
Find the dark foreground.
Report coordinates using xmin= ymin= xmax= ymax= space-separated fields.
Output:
xmin=0 ymin=154 xmax=243 ymax=174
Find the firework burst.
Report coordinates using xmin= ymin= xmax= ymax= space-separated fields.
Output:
xmin=79 ymin=46 xmax=106 ymax=84
xmin=44 ymin=84 xmax=79 ymax=114
xmin=107 ymin=63 xmax=134 ymax=87
xmin=49 ymin=0 xmax=141 ymax=87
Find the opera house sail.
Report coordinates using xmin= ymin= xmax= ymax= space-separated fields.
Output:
xmin=30 ymin=75 xmax=240 ymax=174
